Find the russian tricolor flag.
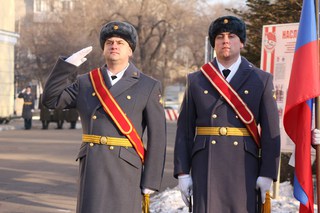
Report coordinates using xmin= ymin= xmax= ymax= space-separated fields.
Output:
xmin=283 ymin=0 xmax=320 ymax=212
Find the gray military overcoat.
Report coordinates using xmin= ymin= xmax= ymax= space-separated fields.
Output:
xmin=42 ymin=58 xmax=166 ymax=213
xmin=174 ymin=57 xmax=280 ymax=213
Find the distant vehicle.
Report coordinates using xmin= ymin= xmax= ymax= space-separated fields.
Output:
xmin=39 ymin=94 xmax=78 ymax=129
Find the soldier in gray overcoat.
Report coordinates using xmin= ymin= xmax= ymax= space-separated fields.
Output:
xmin=42 ymin=21 xmax=166 ymax=213
xmin=18 ymin=86 xmax=34 ymax=130
xmin=174 ymin=16 xmax=281 ymax=212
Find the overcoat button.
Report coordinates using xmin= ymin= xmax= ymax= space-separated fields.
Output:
xmin=233 ymin=141 xmax=239 ymax=146
xmin=92 ymin=92 xmax=96 ymax=96
xmin=90 ymin=143 xmax=94 ymax=147
xmin=212 ymin=114 xmax=217 ymax=119
xmin=127 ymin=95 xmax=131 ymax=100
xmin=109 ymin=146 xmax=114 ymax=150
xmin=211 ymin=140 xmax=216 ymax=145
xmin=244 ymin=90 xmax=249 ymax=94
xmin=92 ymin=115 xmax=97 ymax=120
xmin=204 ymin=90 xmax=208 ymax=94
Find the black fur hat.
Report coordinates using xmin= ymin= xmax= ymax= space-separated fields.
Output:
xmin=100 ymin=21 xmax=137 ymax=52
xmin=208 ymin=16 xmax=246 ymax=48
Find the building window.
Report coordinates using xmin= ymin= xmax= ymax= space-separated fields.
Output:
xmin=34 ymin=0 xmax=54 ymax=13
xmin=61 ymin=0 xmax=74 ymax=11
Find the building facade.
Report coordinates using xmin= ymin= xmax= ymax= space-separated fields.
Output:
xmin=0 ymin=0 xmax=19 ymax=123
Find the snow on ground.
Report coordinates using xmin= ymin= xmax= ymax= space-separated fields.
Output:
xmin=150 ymin=181 xmax=317 ymax=213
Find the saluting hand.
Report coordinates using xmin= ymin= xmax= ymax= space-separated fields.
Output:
xmin=65 ymin=46 xmax=93 ymax=67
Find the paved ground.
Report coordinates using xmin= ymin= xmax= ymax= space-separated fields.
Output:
xmin=0 ymin=118 xmax=177 ymax=213
xmin=0 ymin=119 xmax=79 ymax=213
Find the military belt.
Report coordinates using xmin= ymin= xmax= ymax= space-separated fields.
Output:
xmin=24 ymin=102 xmax=33 ymax=105
xmin=196 ymin=127 xmax=250 ymax=136
xmin=82 ymin=134 xmax=132 ymax=147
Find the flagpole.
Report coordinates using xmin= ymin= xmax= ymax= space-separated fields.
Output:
xmin=315 ymin=0 xmax=320 ymax=212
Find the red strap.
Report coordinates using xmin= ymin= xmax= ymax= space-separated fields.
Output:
xmin=89 ymin=68 xmax=145 ymax=162
xmin=200 ymin=62 xmax=261 ymax=147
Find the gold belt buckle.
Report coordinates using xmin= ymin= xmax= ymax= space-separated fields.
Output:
xmin=100 ymin=136 xmax=107 ymax=144
xmin=219 ymin=127 xmax=227 ymax=136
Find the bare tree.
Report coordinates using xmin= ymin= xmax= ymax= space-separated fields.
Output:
xmin=15 ymin=0 xmax=235 ymax=90
xmin=80 ymin=0 xmax=214 ymax=86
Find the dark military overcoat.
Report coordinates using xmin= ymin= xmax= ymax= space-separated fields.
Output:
xmin=18 ymin=92 xmax=34 ymax=119
xmin=174 ymin=57 xmax=280 ymax=213
xmin=42 ymin=58 xmax=167 ymax=213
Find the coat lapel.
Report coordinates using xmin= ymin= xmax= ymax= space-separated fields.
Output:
xmin=91 ymin=63 xmax=140 ymax=111
xmin=229 ymin=57 xmax=254 ymax=91
xmin=109 ymin=62 xmax=140 ymax=97
xmin=100 ymin=66 xmax=112 ymax=89
xmin=211 ymin=57 xmax=254 ymax=109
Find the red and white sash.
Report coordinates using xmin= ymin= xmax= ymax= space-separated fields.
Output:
xmin=201 ymin=62 xmax=261 ymax=147
xmin=89 ymin=68 xmax=145 ymax=162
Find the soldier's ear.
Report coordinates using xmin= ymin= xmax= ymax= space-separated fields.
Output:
xmin=128 ymin=47 xmax=133 ymax=57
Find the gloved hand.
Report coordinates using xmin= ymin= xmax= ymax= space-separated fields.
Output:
xmin=142 ymin=188 xmax=155 ymax=195
xmin=312 ymin=128 xmax=320 ymax=145
xmin=178 ymin=174 xmax=193 ymax=207
xmin=256 ymin=176 xmax=273 ymax=203
xmin=65 ymin=46 xmax=93 ymax=67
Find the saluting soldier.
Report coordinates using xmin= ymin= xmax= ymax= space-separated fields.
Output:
xmin=42 ymin=21 xmax=166 ymax=213
xmin=18 ymin=86 xmax=34 ymax=130
xmin=174 ymin=16 xmax=281 ymax=212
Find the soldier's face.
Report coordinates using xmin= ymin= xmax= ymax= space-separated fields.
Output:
xmin=103 ymin=37 xmax=132 ymax=64
xmin=214 ymin=32 xmax=243 ymax=61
